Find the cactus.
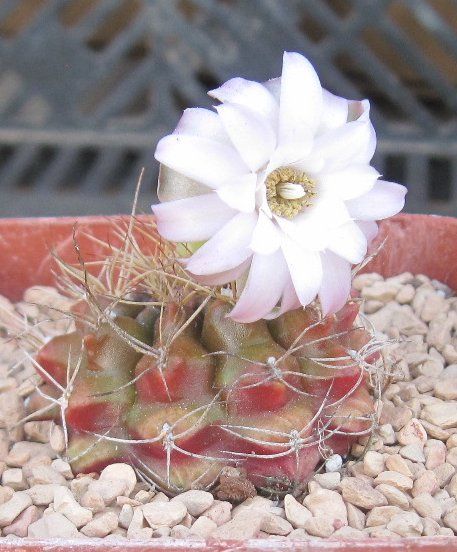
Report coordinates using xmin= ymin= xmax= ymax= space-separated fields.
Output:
xmin=26 ymin=229 xmax=383 ymax=497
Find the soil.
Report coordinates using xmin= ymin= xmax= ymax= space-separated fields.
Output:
xmin=0 ymin=273 xmax=456 ymax=540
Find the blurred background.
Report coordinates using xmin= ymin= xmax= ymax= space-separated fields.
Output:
xmin=0 ymin=0 xmax=456 ymax=217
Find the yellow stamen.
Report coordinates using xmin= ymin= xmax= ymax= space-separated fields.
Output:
xmin=265 ymin=167 xmax=316 ymax=219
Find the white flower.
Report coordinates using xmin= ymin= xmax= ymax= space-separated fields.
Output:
xmin=153 ymin=52 xmax=406 ymax=323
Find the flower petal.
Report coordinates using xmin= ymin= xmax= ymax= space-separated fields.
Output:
xmin=263 ymin=77 xmax=281 ymax=102
xmin=320 ymin=90 xmax=349 ymax=132
xmin=319 ymin=251 xmax=352 ymax=316
xmin=327 ymin=221 xmax=368 ymax=264
xmin=357 ymin=220 xmax=379 ymax=244
xmin=275 ymin=195 xmax=351 ymax=251
xmin=229 ymin=250 xmax=288 ymax=323
xmin=174 ymin=107 xmax=229 ymax=143
xmin=216 ymin=173 xmax=257 ymax=213
xmin=186 ymin=211 xmax=257 ymax=275
xmin=263 ymin=274 xmax=301 ymax=320
xmin=155 ymin=134 xmax=248 ymax=189
xmin=209 ymin=77 xmax=278 ymax=126
xmin=216 ymin=102 xmax=276 ymax=172
xmin=319 ymin=164 xmax=380 ymax=200
xmin=345 ymin=181 xmax=407 ymax=221
xmin=281 ymin=236 xmax=323 ymax=307
xmin=250 ymin=210 xmax=281 ymax=255
xmin=278 ymin=52 xmax=323 ymax=153
xmin=194 ymin=258 xmax=251 ymax=286
xmin=291 ymin=152 xmax=325 ymax=175
xmin=312 ymin=119 xmax=376 ymax=172
xmin=351 ymin=100 xmax=376 ymax=163
xmin=152 ymin=193 xmax=235 ymax=242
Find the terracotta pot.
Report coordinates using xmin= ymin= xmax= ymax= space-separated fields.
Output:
xmin=0 ymin=212 xmax=456 ymax=551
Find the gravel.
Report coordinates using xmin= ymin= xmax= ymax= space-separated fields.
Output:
xmin=0 ymin=275 xmax=456 ymax=540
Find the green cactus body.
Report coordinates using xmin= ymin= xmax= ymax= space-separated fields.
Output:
xmin=34 ymin=295 xmax=377 ymax=495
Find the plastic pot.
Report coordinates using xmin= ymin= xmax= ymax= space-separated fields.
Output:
xmin=0 ymin=212 xmax=456 ymax=551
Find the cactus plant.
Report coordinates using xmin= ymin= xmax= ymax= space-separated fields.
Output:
xmin=24 ymin=47 xmax=406 ymax=496
xmin=26 ymin=226 xmax=382 ymax=496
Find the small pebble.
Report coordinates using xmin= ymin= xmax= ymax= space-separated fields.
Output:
xmin=397 ymin=418 xmax=427 ymax=447
xmin=260 ymin=513 xmax=293 ymax=536
xmin=28 ymin=465 xmax=66 ymax=486
xmin=303 ymin=488 xmax=347 ymax=526
xmin=433 ymin=463 xmax=455 ymax=487
xmin=53 ymin=486 xmax=92 ymax=528
xmin=366 ymin=506 xmax=402 ymax=527
xmin=171 ymin=490 xmax=214 ymax=516
xmin=341 ymin=477 xmax=388 ymax=509
xmin=51 ymin=459 xmax=73 ymax=479
xmin=363 ymin=451 xmax=385 ymax=477
xmin=287 ymin=528 xmax=309 ymax=540
xmin=23 ymin=422 xmax=53 ymax=444
xmin=211 ymin=511 xmax=264 ymax=540
xmin=99 ymin=463 xmax=137 ymax=496
xmin=313 ymin=471 xmax=341 ymax=489
xmin=204 ymin=500 xmax=232 ymax=526
xmin=412 ymin=470 xmax=439 ymax=497
xmin=325 ymin=454 xmax=343 ymax=472
xmin=304 ymin=516 xmax=335 ymax=538
xmin=81 ymin=511 xmax=118 ymax=538
xmin=425 ymin=439 xmax=447 ymax=469
xmin=0 ymin=492 xmax=32 ymax=527
xmin=142 ymin=501 xmax=187 ymax=529
xmin=49 ymin=425 xmax=65 ymax=453
xmin=284 ymin=494 xmax=311 ymax=529
xmin=444 ymin=506 xmax=457 ymax=532
xmin=386 ymin=511 xmax=423 ymax=537
xmin=2 ymin=468 xmax=27 ymax=491
xmin=412 ymin=493 xmax=442 ymax=522
xmin=189 ymin=516 xmax=217 ymax=538
xmin=3 ymin=505 xmax=40 ymax=537
xmin=87 ymin=479 xmax=126 ymax=505
xmin=332 ymin=526 xmax=365 ymax=539
xmin=27 ymin=484 xmax=61 ymax=506
xmin=373 ymin=471 xmax=414 ymax=492
xmin=28 ymin=511 xmax=79 ymax=538
xmin=399 ymin=443 xmax=426 ymax=463
xmin=385 ymin=454 xmax=413 ymax=477
xmin=346 ymin=503 xmax=366 ymax=530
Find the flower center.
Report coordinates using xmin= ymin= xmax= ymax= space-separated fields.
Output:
xmin=265 ymin=167 xmax=317 ymax=219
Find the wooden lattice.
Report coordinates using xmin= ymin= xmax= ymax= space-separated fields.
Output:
xmin=0 ymin=0 xmax=456 ymax=216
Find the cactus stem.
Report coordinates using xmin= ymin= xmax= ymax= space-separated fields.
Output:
xmin=90 ymin=394 xmax=224 ymax=447
xmin=86 ymin=292 xmax=161 ymax=359
xmin=282 ymin=327 xmax=362 ymax=359
xmin=22 ymin=202 xmax=382 ymax=494
xmin=90 ymin=366 xmax=151 ymax=398
xmin=203 ymin=350 xmax=266 ymax=367
xmin=68 ymin=427 xmax=113 ymax=464
xmin=275 ymin=315 xmax=327 ymax=364
xmin=324 ymin=371 xmax=364 ymax=410
xmin=24 ymin=350 xmax=66 ymax=392
xmin=21 ymin=347 xmax=86 ymax=455
xmin=134 ymin=457 xmax=178 ymax=494
xmin=166 ymin=295 xmax=211 ymax=347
